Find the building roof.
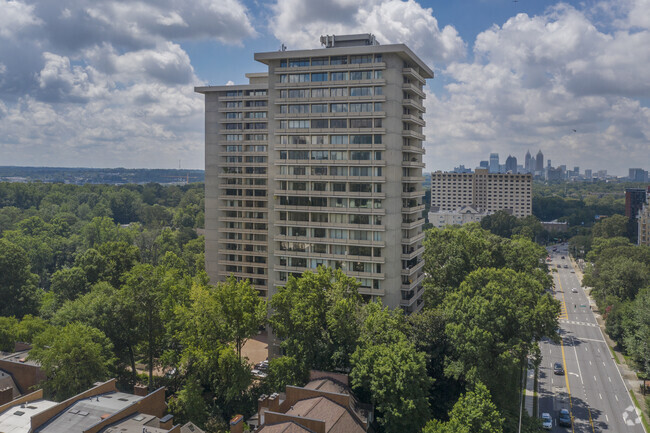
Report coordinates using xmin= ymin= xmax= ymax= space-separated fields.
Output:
xmin=1 ymin=350 xmax=40 ymax=367
xmin=180 ymin=421 xmax=205 ymax=433
xmin=304 ymin=378 xmax=348 ymax=395
xmin=35 ymin=392 xmax=144 ymax=433
xmin=0 ymin=399 xmax=58 ymax=433
xmin=100 ymin=412 xmax=168 ymax=433
xmin=258 ymin=421 xmax=314 ymax=433
xmin=286 ymin=396 xmax=365 ymax=433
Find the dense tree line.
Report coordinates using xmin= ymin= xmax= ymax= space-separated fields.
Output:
xmin=0 ymin=181 xmax=560 ymax=432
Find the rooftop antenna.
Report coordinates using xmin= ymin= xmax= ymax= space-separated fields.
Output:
xmin=280 ymin=43 xmax=287 ymax=51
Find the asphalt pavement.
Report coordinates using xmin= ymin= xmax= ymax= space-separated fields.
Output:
xmin=537 ymin=245 xmax=645 ymax=432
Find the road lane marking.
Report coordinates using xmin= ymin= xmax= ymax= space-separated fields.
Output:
xmin=615 ymin=395 xmax=619 ymax=401
xmin=609 ymin=377 xmax=611 ymax=382
xmin=600 ymin=393 xmax=602 ymax=399
xmin=556 ymin=274 xmax=577 ymax=433
xmin=594 ymin=375 xmax=597 ymax=382
xmin=606 ymin=414 xmax=609 ymax=422
xmin=571 ymin=336 xmax=584 ymax=385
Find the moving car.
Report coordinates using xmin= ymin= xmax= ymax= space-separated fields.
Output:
xmin=571 ymin=288 xmax=578 ymax=293
xmin=558 ymin=409 xmax=571 ymax=427
xmin=553 ymin=362 xmax=564 ymax=375
xmin=541 ymin=412 xmax=553 ymax=430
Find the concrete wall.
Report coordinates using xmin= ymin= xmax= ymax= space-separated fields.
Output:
xmin=0 ymin=359 xmax=46 ymax=394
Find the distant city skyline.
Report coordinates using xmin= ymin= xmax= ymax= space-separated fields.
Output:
xmin=0 ymin=0 xmax=648 ymax=175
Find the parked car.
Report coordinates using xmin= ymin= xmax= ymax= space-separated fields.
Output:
xmin=553 ymin=362 xmax=564 ymax=375
xmin=571 ymin=288 xmax=578 ymax=293
xmin=558 ymin=409 xmax=571 ymax=427
xmin=541 ymin=412 xmax=553 ymax=430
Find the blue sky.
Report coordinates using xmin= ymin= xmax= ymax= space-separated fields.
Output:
xmin=0 ymin=0 xmax=648 ymax=175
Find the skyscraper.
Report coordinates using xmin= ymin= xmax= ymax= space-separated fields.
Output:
xmin=505 ymin=155 xmax=517 ymax=173
xmin=489 ymin=153 xmax=499 ymax=173
xmin=524 ymin=150 xmax=532 ymax=173
xmin=196 ymin=34 xmax=433 ymax=313
xmin=535 ymin=149 xmax=544 ymax=172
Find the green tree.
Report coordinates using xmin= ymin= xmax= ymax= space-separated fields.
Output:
xmin=50 ymin=266 xmax=88 ymax=303
xmin=29 ymin=323 xmax=115 ymax=400
xmin=351 ymin=338 xmax=431 ymax=433
xmin=0 ymin=316 xmax=18 ymax=352
xmin=98 ymin=241 xmax=141 ymax=287
xmin=213 ymin=277 xmax=267 ymax=360
xmin=265 ymin=356 xmax=309 ymax=392
xmin=480 ymin=210 xmax=518 ymax=238
xmin=624 ymin=288 xmax=650 ymax=377
xmin=592 ymin=214 xmax=629 ymax=239
xmin=269 ymin=267 xmax=362 ymax=371
xmin=443 ymin=268 xmax=559 ymax=406
xmin=422 ymin=382 xmax=504 ymax=433
xmin=0 ymin=238 xmax=40 ymax=317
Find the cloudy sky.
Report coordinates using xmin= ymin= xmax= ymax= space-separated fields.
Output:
xmin=0 ymin=0 xmax=649 ymax=175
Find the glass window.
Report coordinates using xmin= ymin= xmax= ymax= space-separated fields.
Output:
xmin=330 ymin=166 xmax=348 ymax=176
xmin=330 ymin=135 xmax=348 ymax=144
xmin=288 ymin=73 xmax=309 ymax=83
xmin=289 ymin=136 xmax=308 ymax=144
xmin=311 ymin=151 xmax=328 ymax=160
xmin=289 ymin=58 xmax=309 ymax=67
xmin=350 ymin=87 xmax=373 ymax=97
xmin=330 ymin=151 xmax=346 ymax=160
xmin=288 ymin=150 xmax=309 ymax=159
xmin=350 ymin=103 xmax=372 ymax=112
xmin=330 ymin=87 xmax=348 ymax=97
xmin=311 ymin=57 xmax=328 ymax=66
xmin=374 ymin=54 xmax=383 ymax=62
xmin=332 ymin=182 xmax=346 ymax=192
xmin=311 ymin=166 xmax=328 ymax=175
xmin=311 ymin=119 xmax=328 ymax=129
xmin=351 ymin=151 xmax=371 ymax=160
xmin=288 ymin=120 xmax=309 ymax=128
xmin=280 ymin=59 xmax=287 ymax=67
xmin=374 ymin=86 xmax=383 ymax=95
xmin=311 ymin=135 xmax=327 ymax=144
xmin=350 ymin=70 xmax=372 ymax=80
xmin=350 ymin=55 xmax=372 ymax=64
xmin=330 ymin=71 xmax=348 ymax=81
xmin=331 ymin=103 xmax=348 ymax=113
xmin=350 ymin=118 xmax=373 ymax=128
xmin=288 ymin=89 xmax=307 ymax=98
xmin=374 ymin=70 xmax=383 ymax=79
xmin=288 ymin=104 xmax=309 ymax=114
xmin=311 ymin=104 xmax=327 ymax=113
xmin=330 ymin=56 xmax=348 ymax=65
xmin=350 ymin=135 xmax=373 ymax=144
xmin=311 ymin=88 xmax=329 ymax=97
xmin=330 ymin=119 xmax=347 ymax=129
xmin=374 ymin=102 xmax=383 ymax=112
xmin=311 ymin=72 xmax=328 ymax=82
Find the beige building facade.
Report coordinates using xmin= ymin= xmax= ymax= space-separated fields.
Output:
xmin=196 ymin=35 xmax=432 ymax=312
xmin=429 ymin=169 xmax=532 ymax=227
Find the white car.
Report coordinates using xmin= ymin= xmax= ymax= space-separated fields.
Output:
xmin=571 ymin=288 xmax=578 ymax=293
xmin=541 ymin=412 xmax=553 ymax=430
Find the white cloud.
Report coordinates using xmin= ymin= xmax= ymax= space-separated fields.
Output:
xmin=0 ymin=0 xmax=42 ymax=38
xmin=270 ymin=0 xmax=466 ymax=65
xmin=424 ymin=3 xmax=650 ymax=175
xmin=0 ymin=0 xmax=256 ymax=168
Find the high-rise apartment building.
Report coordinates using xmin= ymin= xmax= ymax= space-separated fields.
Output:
xmin=196 ymin=34 xmax=433 ymax=313
xmin=428 ymin=169 xmax=532 ymax=228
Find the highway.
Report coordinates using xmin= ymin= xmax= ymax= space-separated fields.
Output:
xmin=537 ymin=244 xmax=646 ymax=432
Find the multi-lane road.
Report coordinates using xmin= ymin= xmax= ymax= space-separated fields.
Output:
xmin=537 ymin=245 xmax=645 ymax=432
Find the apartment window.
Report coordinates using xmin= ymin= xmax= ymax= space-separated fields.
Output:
xmin=330 ymin=229 xmax=348 ymax=239
xmin=288 ymin=120 xmax=309 ymax=129
xmin=374 ymin=54 xmax=383 ymax=62
xmin=311 ymin=57 xmax=328 ymax=66
xmin=289 ymin=58 xmax=309 ymax=67
xmin=350 ymin=167 xmax=370 ymax=176
xmin=332 ymin=245 xmax=347 ymax=255
xmin=311 ymin=88 xmax=329 ymax=97
xmin=312 ymin=213 xmax=328 ymax=222
xmin=226 ymin=90 xmax=242 ymax=97
xmin=288 ymin=73 xmax=309 ymax=83
xmin=288 ymin=150 xmax=309 ymax=159
xmin=330 ymin=119 xmax=348 ymax=129
xmin=311 ymin=104 xmax=327 ymax=113
xmin=330 ymin=56 xmax=348 ymax=65
xmin=226 ymin=134 xmax=242 ymax=141
xmin=374 ymin=135 xmax=382 ymax=144
xmin=226 ymin=101 xmax=242 ymax=108
xmin=350 ymin=118 xmax=373 ymax=128
xmin=330 ymin=135 xmax=348 ymax=144
xmin=312 ymin=182 xmax=327 ymax=191
xmin=331 ymin=88 xmax=348 ymax=97
xmin=375 ymin=87 xmax=383 ymax=95
xmin=374 ymin=70 xmax=383 ymax=79
xmin=225 ymin=112 xmax=241 ymax=119
xmin=225 ymin=123 xmax=242 ymax=130
xmin=350 ymin=70 xmax=372 ymax=80
xmin=311 ymin=166 xmax=328 ymax=176
xmin=288 ymin=89 xmax=307 ymax=98
xmin=350 ymin=103 xmax=373 ymax=112
xmin=246 ymin=112 xmax=267 ymax=118
xmin=311 ymin=151 xmax=328 ymax=160
xmin=330 ymin=71 xmax=348 ymax=81
xmin=330 ymin=166 xmax=348 ymax=176
xmin=311 ymin=72 xmax=328 ymax=82
xmin=330 ymin=151 xmax=346 ymax=160
xmin=311 ymin=135 xmax=327 ymax=144
xmin=332 ymin=182 xmax=346 ymax=192
xmin=289 ymin=104 xmax=309 ymax=114
xmin=350 ymin=55 xmax=372 ymax=64
xmin=311 ymin=119 xmax=328 ymax=129
xmin=350 ymin=87 xmax=373 ymax=96
xmin=331 ymin=103 xmax=348 ymax=113
xmin=289 ymin=136 xmax=308 ymax=145
xmin=350 ymin=135 xmax=372 ymax=144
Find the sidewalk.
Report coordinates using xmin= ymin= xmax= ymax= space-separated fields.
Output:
xmin=570 ymin=256 xmax=649 ymax=422
xmin=524 ymin=365 xmax=536 ymax=416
